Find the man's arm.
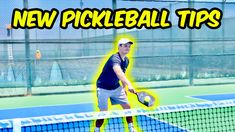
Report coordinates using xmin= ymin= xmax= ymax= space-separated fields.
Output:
xmin=113 ymin=64 xmax=135 ymax=93
xmin=121 ymin=81 xmax=126 ymax=89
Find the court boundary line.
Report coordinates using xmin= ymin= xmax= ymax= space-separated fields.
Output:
xmin=187 ymin=93 xmax=235 ymax=101
xmin=185 ymin=96 xmax=210 ymax=101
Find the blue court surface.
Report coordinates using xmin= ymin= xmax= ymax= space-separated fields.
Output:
xmin=0 ymin=103 xmax=94 ymax=120
xmin=136 ymin=115 xmax=188 ymax=132
xmin=191 ymin=93 xmax=235 ymax=101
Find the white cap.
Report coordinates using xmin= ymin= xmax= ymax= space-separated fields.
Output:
xmin=118 ymin=38 xmax=133 ymax=46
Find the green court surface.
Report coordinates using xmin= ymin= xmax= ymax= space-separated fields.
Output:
xmin=0 ymin=83 xmax=235 ymax=110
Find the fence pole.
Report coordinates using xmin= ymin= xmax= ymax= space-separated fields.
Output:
xmin=222 ymin=0 xmax=225 ymax=54
xmin=112 ymin=0 xmax=117 ymax=39
xmin=188 ymin=0 xmax=194 ymax=86
xmin=23 ymin=0 xmax=32 ymax=95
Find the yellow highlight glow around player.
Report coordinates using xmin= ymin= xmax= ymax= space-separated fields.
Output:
xmin=91 ymin=34 xmax=160 ymax=131
xmin=92 ymin=34 xmax=137 ymax=109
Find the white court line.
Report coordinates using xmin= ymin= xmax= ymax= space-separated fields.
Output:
xmin=189 ymin=93 xmax=235 ymax=97
xmin=185 ymin=96 xmax=210 ymax=101
xmin=186 ymin=92 xmax=235 ymax=101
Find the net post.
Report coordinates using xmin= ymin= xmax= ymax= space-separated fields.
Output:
xmin=12 ymin=119 xmax=21 ymax=132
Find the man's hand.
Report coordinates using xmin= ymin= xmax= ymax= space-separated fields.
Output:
xmin=128 ymin=85 xmax=136 ymax=94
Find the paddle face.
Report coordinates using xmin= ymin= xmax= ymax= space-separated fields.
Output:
xmin=136 ymin=92 xmax=155 ymax=107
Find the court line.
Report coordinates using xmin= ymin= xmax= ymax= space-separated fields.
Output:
xmin=186 ymin=93 xmax=235 ymax=101
xmin=185 ymin=96 xmax=210 ymax=101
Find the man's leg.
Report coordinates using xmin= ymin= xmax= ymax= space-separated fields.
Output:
xmin=95 ymin=88 xmax=109 ymax=132
xmin=121 ymin=103 xmax=136 ymax=132
xmin=95 ymin=109 xmax=107 ymax=129
xmin=121 ymin=104 xmax=133 ymax=123
xmin=110 ymin=87 xmax=136 ymax=131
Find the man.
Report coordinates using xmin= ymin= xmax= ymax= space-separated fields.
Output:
xmin=95 ymin=38 xmax=136 ymax=132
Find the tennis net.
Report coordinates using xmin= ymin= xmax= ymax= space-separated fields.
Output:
xmin=0 ymin=99 xmax=235 ymax=132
